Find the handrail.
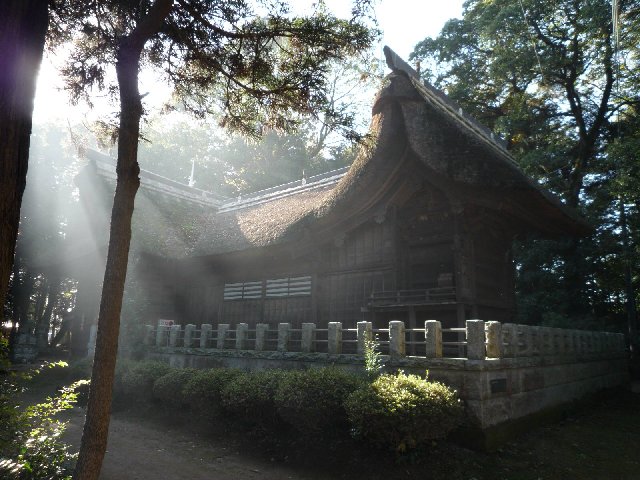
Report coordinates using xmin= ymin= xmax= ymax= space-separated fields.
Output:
xmin=145 ymin=320 xmax=626 ymax=360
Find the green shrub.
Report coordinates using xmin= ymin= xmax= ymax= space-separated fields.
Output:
xmin=111 ymin=358 xmax=135 ymax=402
xmin=274 ymin=367 xmax=363 ymax=435
xmin=152 ymin=368 xmax=197 ymax=407
xmin=182 ymin=368 xmax=242 ymax=414
xmin=363 ymin=337 xmax=384 ymax=380
xmin=66 ymin=358 xmax=93 ymax=382
xmin=220 ymin=369 xmax=286 ymax=426
xmin=0 ymin=362 xmax=83 ymax=479
xmin=119 ymin=361 xmax=172 ymax=402
xmin=345 ymin=371 xmax=463 ymax=452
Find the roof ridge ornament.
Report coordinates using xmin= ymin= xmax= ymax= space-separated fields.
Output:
xmin=383 ymin=46 xmax=509 ymax=152
xmin=383 ymin=46 xmax=420 ymax=80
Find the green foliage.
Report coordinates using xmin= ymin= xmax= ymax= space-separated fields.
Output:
xmin=274 ymin=367 xmax=363 ymax=435
xmin=0 ymin=334 xmax=9 ymax=372
xmin=65 ymin=358 xmax=93 ymax=382
xmin=119 ymin=361 xmax=172 ymax=402
xmin=109 ymin=361 xmax=466 ymax=450
xmin=8 ymin=122 xmax=85 ymax=342
xmin=152 ymin=368 xmax=197 ymax=408
xmin=182 ymin=368 xmax=243 ymax=414
xmin=410 ymin=0 xmax=640 ymax=331
xmin=220 ymin=369 xmax=287 ymax=426
xmin=0 ymin=362 xmax=84 ymax=479
xmin=57 ymin=0 xmax=377 ymax=139
xmin=345 ymin=371 xmax=463 ymax=452
xmin=363 ymin=336 xmax=384 ymax=380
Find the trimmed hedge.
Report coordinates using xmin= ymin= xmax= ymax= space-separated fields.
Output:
xmin=119 ymin=360 xmax=172 ymax=401
xmin=152 ymin=368 xmax=198 ymax=407
xmin=345 ymin=371 xmax=463 ymax=452
xmin=182 ymin=367 xmax=242 ymax=414
xmin=109 ymin=361 xmax=463 ymax=452
xmin=220 ymin=369 xmax=287 ymax=426
xmin=274 ymin=367 xmax=363 ymax=435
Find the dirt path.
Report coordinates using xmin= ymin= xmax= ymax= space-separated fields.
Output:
xmin=64 ymin=408 xmax=332 ymax=480
xmin=59 ymin=388 xmax=640 ymax=480
xmin=26 ymin=375 xmax=635 ymax=480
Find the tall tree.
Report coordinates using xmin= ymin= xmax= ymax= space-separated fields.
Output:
xmin=59 ymin=2 xmax=375 ymax=478
xmin=410 ymin=0 xmax=640 ymax=331
xmin=0 ymin=1 xmax=49 ymax=326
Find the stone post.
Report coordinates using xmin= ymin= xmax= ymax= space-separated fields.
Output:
xmin=618 ymin=333 xmax=626 ymax=353
xmin=236 ymin=323 xmax=248 ymax=350
xmin=169 ymin=324 xmax=181 ymax=347
xmin=217 ymin=324 xmax=230 ymax=349
xmin=156 ymin=324 xmax=169 ymax=347
xmin=143 ymin=325 xmax=155 ymax=346
xmin=357 ymin=321 xmax=373 ymax=355
xmin=554 ymin=328 xmax=565 ymax=355
xmin=571 ymin=330 xmax=580 ymax=355
xmin=584 ymin=331 xmax=591 ymax=354
xmin=424 ymin=320 xmax=442 ymax=358
xmin=277 ymin=323 xmax=290 ymax=352
xmin=255 ymin=323 xmax=268 ymax=351
xmin=301 ymin=323 xmax=316 ymax=353
xmin=183 ymin=324 xmax=196 ymax=348
xmin=466 ymin=320 xmax=485 ymax=360
xmin=520 ymin=325 xmax=533 ymax=356
xmin=543 ymin=327 xmax=551 ymax=354
xmin=388 ymin=320 xmax=406 ymax=358
xmin=531 ymin=326 xmax=542 ymax=356
xmin=328 ymin=322 xmax=343 ymax=354
xmin=502 ymin=323 xmax=517 ymax=357
xmin=562 ymin=330 xmax=571 ymax=355
xmin=87 ymin=325 xmax=97 ymax=359
xmin=200 ymin=324 xmax=212 ymax=348
xmin=595 ymin=332 xmax=602 ymax=353
xmin=485 ymin=321 xmax=502 ymax=359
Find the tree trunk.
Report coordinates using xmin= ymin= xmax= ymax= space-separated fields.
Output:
xmin=73 ymin=3 xmax=172 ymax=478
xmin=0 ymin=0 xmax=48 ymax=325
xmin=36 ymin=275 xmax=60 ymax=347
xmin=620 ymin=198 xmax=638 ymax=353
xmin=15 ymin=269 xmax=36 ymax=334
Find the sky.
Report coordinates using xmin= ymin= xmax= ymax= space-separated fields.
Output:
xmin=32 ymin=0 xmax=464 ymax=125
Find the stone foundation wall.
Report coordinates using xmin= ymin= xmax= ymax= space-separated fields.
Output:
xmin=146 ymin=347 xmax=628 ymax=431
xmin=142 ymin=319 xmax=629 ymax=441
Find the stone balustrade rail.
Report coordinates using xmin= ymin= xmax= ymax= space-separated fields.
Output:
xmin=143 ymin=319 xmax=627 ymax=360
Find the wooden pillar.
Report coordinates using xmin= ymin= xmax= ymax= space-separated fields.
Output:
xmin=408 ymin=307 xmax=416 ymax=356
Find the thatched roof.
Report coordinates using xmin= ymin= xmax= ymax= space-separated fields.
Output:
xmin=189 ymin=48 xmax=588 ymax=258
xmin=192 ymin=184 xmax=336 ymax=255
xmin=64 ymin=48 xmax=587 ymax=263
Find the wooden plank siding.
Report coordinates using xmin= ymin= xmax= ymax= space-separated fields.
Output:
xmin=139 ymin=190 xmax=518 ymax=331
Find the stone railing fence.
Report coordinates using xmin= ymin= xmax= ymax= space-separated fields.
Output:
xmin=143 ymin=320 xmax=627 ymax=360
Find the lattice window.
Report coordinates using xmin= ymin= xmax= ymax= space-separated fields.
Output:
xmin=223 ymin=281 xmax=263 ymax=300
xmin=265 ymin=276 xmax=312 ymax=298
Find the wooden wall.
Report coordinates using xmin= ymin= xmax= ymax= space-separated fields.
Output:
xmin=137 ymin=188 xmax=518 ymax=330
